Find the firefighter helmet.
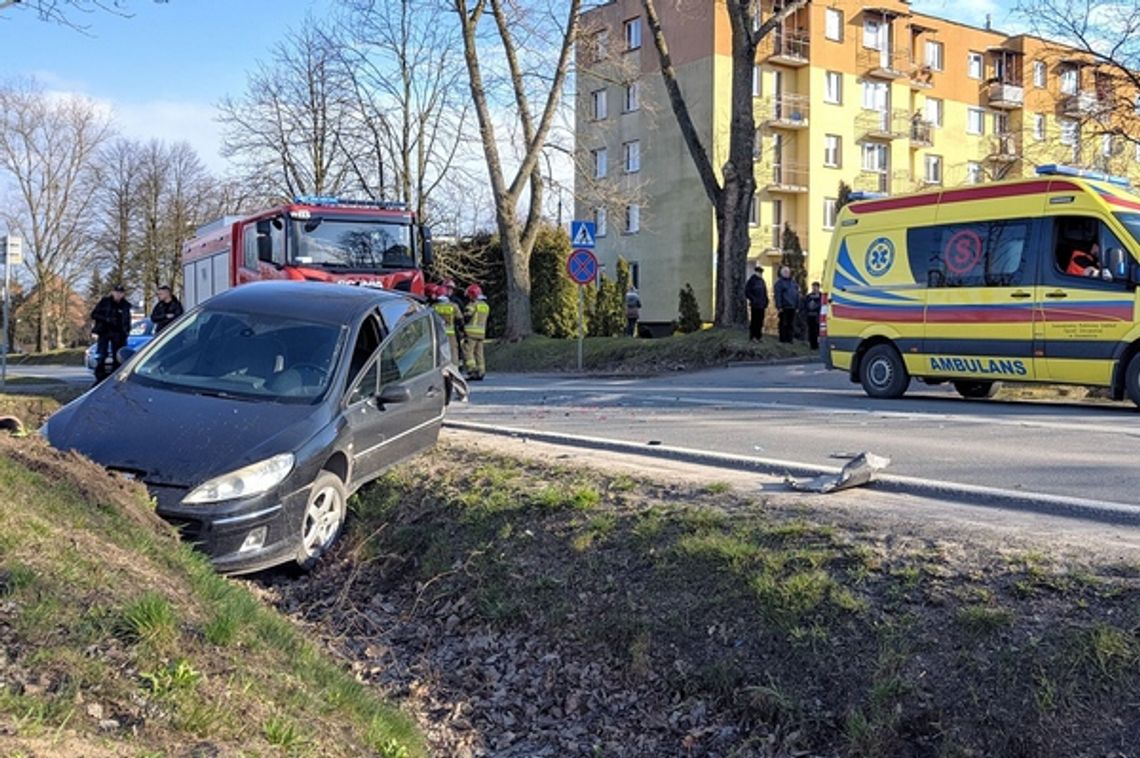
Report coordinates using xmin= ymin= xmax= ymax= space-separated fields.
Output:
xmin=466 ymin=283 xmax=483 ymax=300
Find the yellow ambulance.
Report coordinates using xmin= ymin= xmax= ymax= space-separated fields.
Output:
xmin=820 ymin=165 xmax=1140 ymax=405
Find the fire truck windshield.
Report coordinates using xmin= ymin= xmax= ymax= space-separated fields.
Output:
xmin=291 ymin=217 xmax=415 ymax=271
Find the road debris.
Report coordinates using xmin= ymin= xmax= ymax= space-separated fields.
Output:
xmin=784 ymin=451 xmax=891 ymax=494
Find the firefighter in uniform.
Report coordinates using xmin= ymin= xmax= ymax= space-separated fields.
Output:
xmin=462 ymin=283 xmax=489 ymax=380
xmin=432 ymin=282 xmax=463 ymax=363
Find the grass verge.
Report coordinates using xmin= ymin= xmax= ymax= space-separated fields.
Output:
xmin=0 ymin=436 xmax=423 ymax=756
xmin=338 ymin=445 xmax=1140 ymax=756
xmin=485 ymin=328 xmax=812 ymax=374
xmin=6 ymin=347 xmax=86 ymax=367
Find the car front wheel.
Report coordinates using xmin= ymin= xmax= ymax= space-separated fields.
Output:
xmin=296 ymin=471 xmax=346 ymax=570
xmin=859 ymin=343 xmax=910 ymax=399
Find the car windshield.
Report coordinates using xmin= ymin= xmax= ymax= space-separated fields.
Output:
xmin=1114 ymin=212 xmax=1140 ymax=249
xmin=131 ymin=309 xmax=344 ymax=403
xmin=291 ymin=217 xmax=414 ymax=271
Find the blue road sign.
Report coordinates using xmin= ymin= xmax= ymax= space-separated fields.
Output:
xmin=567 ymin=248 xmax=599 ymax=285
xmin=570 ymin=220 xmax=596 ymax=249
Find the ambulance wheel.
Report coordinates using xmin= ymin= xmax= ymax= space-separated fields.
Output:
xmin=859 ymin=343 xmax=910 ymax=399
xmin=953 ymin=380 xmax=1000 ymax=399
xmin=1125 ymin=354 xmax=1140 ymax=407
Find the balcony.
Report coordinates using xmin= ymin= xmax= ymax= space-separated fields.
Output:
xmin=908 ymin=63 xmax=935 ymax=89
xmin=856 ymin=109 xmax=908 ymax=140
xmin=764 ymin=163 xmax=808 ymax=193
xmin=1061 ymin=91 xmax=1099 ymax=118
xmin=760 ymin=94 xmax=810 ymax=129
xmin=761 ymin=30 xmax=810 ymax=67
xmin=858 ymin=47 xmax=911 ymax=79
xmin=909 ymin=118 xmax=933 ymax=147
xmin=988 ymin=132 xmax=1020 ymax=163
xmin=987 ymin=81 xmax=1025 ymax=110
xmin=855 ymin=170 xmax=889 ymax=195
xmin=757 ymin=225 xmax=809 ymax=255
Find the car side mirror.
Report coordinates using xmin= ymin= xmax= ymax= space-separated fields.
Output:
xmin=116 ymin=346 xmax=136 ymax=364
xmin=377 ymin=383 xmax=412 ymax=406
xmin=420 ymin=226 xmax=433 ymax=268
xmin=1107 ymin=247 xmax=1127 ymax=279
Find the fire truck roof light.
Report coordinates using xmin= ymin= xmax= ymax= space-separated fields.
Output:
xmin=293 ymin=195 xmax=410 ymax=210
xmin=1035 ymin=164 xmax=1132 ymax=188
xmin=847 ymin=191 xmax=888 ymax=201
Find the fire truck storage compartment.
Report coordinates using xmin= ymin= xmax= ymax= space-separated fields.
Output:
xmin=183 ymin=252 xmax=231 ymax=309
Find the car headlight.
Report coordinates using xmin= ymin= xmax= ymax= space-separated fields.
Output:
xmin=182 ymin=453 xmax=295 ymax=504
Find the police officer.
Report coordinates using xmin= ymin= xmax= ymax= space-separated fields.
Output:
xmin=90 ymin=283 xmax=133 ymax=382
xmin=432 ymin=282 xmax=463 ymax=363
xmin=150 ymin=284 xmax=184 ymax=335
xmin=462 ymin=283 xmax=490 ymax=380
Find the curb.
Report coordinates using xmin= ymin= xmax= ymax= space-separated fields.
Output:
xmin=724 ymin=356 xmax=819 ymax=369
xmin=444 ymin=420 xmax=1140 ymax=527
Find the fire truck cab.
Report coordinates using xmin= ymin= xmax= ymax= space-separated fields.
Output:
xmin=182 ymin=196 xmax=432 ymax=308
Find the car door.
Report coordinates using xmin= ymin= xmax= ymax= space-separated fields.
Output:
xmin=1037 ymin=214 xmax=1137 ymax=383
xmin=916 ymin=217 xmax=1041 ymax=380
xmin=343 ymin=313 xmax=390 ymax=484
xmin=347 ymin=311 xmax=443 ymax=482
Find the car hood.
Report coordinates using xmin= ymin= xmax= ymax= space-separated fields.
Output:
xmin=45 ymin=377 xmax=331 ymax=487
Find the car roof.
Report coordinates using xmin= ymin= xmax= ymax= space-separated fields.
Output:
xmin=203 ymin=281 xmax=418 ymax=324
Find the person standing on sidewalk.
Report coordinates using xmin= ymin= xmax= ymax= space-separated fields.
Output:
xmin=744 ymin=269 xmax=768 ymax=342
xmin=624 ymin=286 xmax=642 ymax=337
xmin=150 ymin=284 xmax=184 ymax=335
xmin=803 ymin=281 xmax=822 ymax=351
xmin=91 ymin=283 xmax=132 ymax=382
xmin=774 ymin=266 xmax=800 ymax=344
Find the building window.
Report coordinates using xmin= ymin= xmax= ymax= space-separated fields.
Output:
xmin=623 ymin=140 xmax=640 ymax=173
xmin=1102 ymin=134 xmax=1114 ymax=157
xmin=594 ymin=207 xmax=607 ymax=237
xmin=924 ymin=97 xmax=943 ymax=127
xmin=966 ymin=162 xmax=983 ymax=185
xmin=1059 ymin=119 xmax=1079 ymax=146
xmin=592 ymin=147 xmax=607 ymax=178
xmin=862 ymin=142 xmax=887 ymax=172
xmin=825 ymin=8 xmax=843 ymax=41
xmin=924 ymin=154 xmax=943 ymax=184
xmin=624 ymin=18 xmax=641 ymax=50
xmin=1060 ymin=66 xmax=1077 ymax=95
xmin=749 ymin=194 xmax=759 ymax=226
xmin=591 ymin=89 xmax=607 ymax=120
xmin=824 ymin=71 xmax=842 ymax=104
xmin=824 ymin=134 xmax=841 ymax=167
xmin=966 ymin=107 xmax=985 ymax=135
xmin=993 ymin=112 xmax=1008 ymax=136
xmin=624 ymin=81 xmax=640 ymax=112
xmin=823 ymin=198 xmax=838 ymax=230
xmin=625 ymin=204 xmax=640 ymax=234
xmin=862 ymin=80 xmax=888 ymax=110
xmin=589 ymin=29 xmax=610 ymax=63
xmin=967 ymin=51 xmax=983 ymax=80
xmin=1033 ymin=61 xmax=1046 ymax=88
xmin=1034 ymin=113 xmax=1046 ymax=141
xmin=924 ymin=41 xmax=944 ymax=71
xmin=753 ymin=65 xmax=762 ymax=97
xmin=863 ymin=18 xmax=882 ymax=50
xmin=1136 ymin=141 xmax=1140 ymax=162
xmin=753 ymin=129 xmax=763 ymax=159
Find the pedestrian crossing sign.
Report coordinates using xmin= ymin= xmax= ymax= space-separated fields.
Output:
xmin=570 ymin=220 xmax=596 ymax=249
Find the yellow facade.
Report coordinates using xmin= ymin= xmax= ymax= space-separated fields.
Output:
xmin=574 ymin=0 xmax=1140 ymax=325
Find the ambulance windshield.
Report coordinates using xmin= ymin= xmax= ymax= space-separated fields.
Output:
xmin=1114 ymin=213 xmax=1140 ymax=250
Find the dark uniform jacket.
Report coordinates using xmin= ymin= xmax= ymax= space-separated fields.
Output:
xmin=151 ymin=297 xmax=184 ymax=334
xmin=91 ymin=296 xmax=132 ymax=338
xmin=745 ymin=274 xmax=769 ymax=311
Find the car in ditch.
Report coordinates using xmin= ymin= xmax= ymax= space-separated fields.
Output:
xmin=45 ymin=281 xmax=467 ymax=574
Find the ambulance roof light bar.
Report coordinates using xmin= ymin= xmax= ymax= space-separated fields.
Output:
xmin=1035 ymin=164 xmax=1132 ymax=189
xmin=293 ymin=195 xmax=410 ymax=210
xmin=847 ymin=191 xmax=888 ymax=201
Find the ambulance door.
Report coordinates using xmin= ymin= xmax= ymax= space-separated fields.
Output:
xmin=1037 ymin=214 xmax=1135 ymax=383
xmin=916 ymin=217 xmax=1040 ymax=380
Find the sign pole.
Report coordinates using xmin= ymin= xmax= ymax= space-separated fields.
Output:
xmin=1 ymin=255 xmax=8 ymax=389
xmin=577 ymin=284 xmax=584 ymax=372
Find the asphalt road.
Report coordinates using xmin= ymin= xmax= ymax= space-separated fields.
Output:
xmin=453 ymin=362 xmax=1140 ymax=506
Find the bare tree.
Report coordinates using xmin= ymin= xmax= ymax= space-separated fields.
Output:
xmin=0 ymin=81 xmax=112 ymax=350
xmin=642 ymin=0 xmax=808 ymax=328
xmin=1013 ymin=0 xmax=1140 ymax=151
xmin=454 ymin=0 xmax=581 ymax=340
xmin=94 ymin=137 xmax=141 ymax=287
xmin=218 ymin=24 xmax=356 ymax=200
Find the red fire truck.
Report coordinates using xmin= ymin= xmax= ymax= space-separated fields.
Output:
xmin=181 ymin=196 xmax=432 ymax=308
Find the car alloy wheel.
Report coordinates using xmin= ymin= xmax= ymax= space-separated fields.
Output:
xmin=297 ymin=471 xmax=346 ymax=569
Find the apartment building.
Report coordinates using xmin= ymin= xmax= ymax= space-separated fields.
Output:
xmin=574 ymin=0 xmax=1140 ymax=325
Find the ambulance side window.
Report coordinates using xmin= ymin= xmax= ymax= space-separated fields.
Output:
xmin=1053 ymin=216 xmax=1123 ymax=282
xmin=907 ymin=220 xmax=1031 ymax=288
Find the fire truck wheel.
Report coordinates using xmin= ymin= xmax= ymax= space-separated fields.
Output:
xmin=953 ymin=380 xmax=1000 ymax=399
xmin=1125 ymin=353 xmax=1140 ymax=408
xmin=859 ymin=343 xmax=910 ymax=399
xmin=296 ymin=471 xmax=346 ymax=570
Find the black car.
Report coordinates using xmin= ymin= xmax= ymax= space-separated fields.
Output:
xmin=44 ymin=281 xmax=467 ymax=574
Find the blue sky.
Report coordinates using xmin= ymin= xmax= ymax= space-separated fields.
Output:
xmin=0 ymin=0 xmax=1025 ymax=176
